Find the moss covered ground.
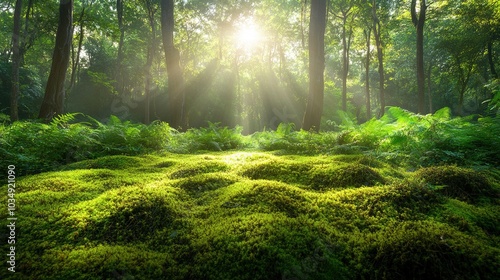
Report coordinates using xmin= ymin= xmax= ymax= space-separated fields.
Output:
xmin=1 ymin=152 xmax=499 ymax=279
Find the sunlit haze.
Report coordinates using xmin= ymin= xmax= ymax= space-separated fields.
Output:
xmin=234 ymin=19 xmax=263 ymax=52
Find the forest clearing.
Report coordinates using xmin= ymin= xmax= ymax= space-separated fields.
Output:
xmin=1 ymin=0 xmax=500 ymax=278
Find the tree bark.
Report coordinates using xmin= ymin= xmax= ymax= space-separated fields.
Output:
xmin=364 ymin=28 xmax=371 ymax=120
xmin=68 ymin=6 xmax=85 ymax=95
xmin=487 ymin=41 xmax=498 ymax=79
xmin=160 ymin=0 xmax=185 ymax=129
xmin=372 ymin=1 xmax=385 ymax=117
xmin=302 ymin=0 xmax=327 ymax=132
xmin=411 ymin=0 xmax=427 ymax=114
xmin=144 ymin=0 xmax=157 ymax=124
xmin=116 ymin=0 xmax=125 ymax=94
xmin=10 ymin=0 xmax=22 ymax=121
xmin=38 ymin=0 xmax=73 ymax=121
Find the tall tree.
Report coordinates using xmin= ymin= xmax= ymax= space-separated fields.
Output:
xmin=372 ymin=0 xmax=385 ymax=116
xmin=303 ymin=0 xmax=327 ymax=132
xmin=38 ymin=0 xmax=73 ymax=120
xmin=144 ymin=0 xmax=157 ymax=124
xmin=364 ymin=27 xmax=371 ymax=119
xmin=116 ymin=0 xmax=125 ymax=94
xmin=160 ymin=0 xmax=184 ymax=129
xmin=333 ymin=0 xmax=357 ymax=112
xmin=10 ymin=0 xmax=22 ymax=121
xmin=411 ymin=0 xmax=427 ymax=114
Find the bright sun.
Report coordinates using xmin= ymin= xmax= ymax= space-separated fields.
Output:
xmin=234 ymin=20 xmax=263 ymax=52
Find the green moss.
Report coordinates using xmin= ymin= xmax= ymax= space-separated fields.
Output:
xmin=61 ymin=155 xmax=145 ymax=170
xmin=174 ymin=172 xmax=239 ymax=195
xmin=60 ymin=186 xmax=186 ymax=243
xmin=309 ymin=163 xmax=384 ymax=190
xmin=169 ymin=160 xmax=230 ymax=179
xmin=31 ymin=245 xmax=174 ymax=280
xmin=187 ymin=213 xmax=351 ymax=280
xmin=2 ymin=151 xmax=499 ymax=280
xmin=353 ymin=220 xmax=500 ymax=279
xmin=416 ymin=166 xmax=496 ymax=202
xmin=218 ymin=180 xmax=311 ymax=217
xmin=241 ymin=159 xmax=313 ymax=185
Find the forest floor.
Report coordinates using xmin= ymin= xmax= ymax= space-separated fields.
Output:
xmin=1 ymin=151 xmax=499 ymax=279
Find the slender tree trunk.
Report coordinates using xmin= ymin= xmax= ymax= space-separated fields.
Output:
xmin=341 ymin=15 xmax=348 ymax=111
xmin=38 ymin=0 xmax=73 ymax=121
xmin=160 ymin=0 xmax=185 ymax=129
xmin=20 ymin=0 xmax=33 ymax=65
xmin=116 ymin=0 xmax=125 ymax=95
xmin=372 ymin=2 xmax=385 ymax=117
xmin=10 ymin=0 xmax=22 ymax=121
xmin=68 ymin=7 xmax=85 ymax=94
xmin=427 ymin=62 xmax=433 ymax=113
xmin=302 ymin=0 xmax=327 ymax=132
xmin=144 ymin=0 xmax=156 ymax=124
xmin=364 ymin=28 xmax=371 ymax=120
xmin=412 ymin=0 xmax=427 ymax=114
xmin=487 ymin=41 xmax=498 ymax=79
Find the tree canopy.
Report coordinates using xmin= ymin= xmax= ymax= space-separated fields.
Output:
xmin=0 ymin=0 xmax=498 ymax=130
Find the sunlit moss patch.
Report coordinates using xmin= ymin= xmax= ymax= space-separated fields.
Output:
xmin=61 ymin=186 xmax=186 ymax=243
xmin=2 ymin=152 xmax=499 ymax=280
xmin=169 ymin=160 xmax=230 ymax=179
xmin=309 ymin=163 xmax=384 ymax=190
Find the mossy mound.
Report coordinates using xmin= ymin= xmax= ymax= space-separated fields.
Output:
xmin=31 ymin=245 xmax=174 ymax=280
xmin=416 ymin=166 xmax=496 ymax=202
xmin=61 ymin=155 xmax=145 ymax=170
xmin=174 ymin=172 xmax=239 ymax=194
xmin=61 ymin=186 xmax=186 ymax=243
xmin=169 ymin=160 xmax=230 ymax=179
xmin=240 ymin=159 xmax=313 ymax=185
xmin=355 ymin=220 xmax=500 ymax=280
xmin=218 ymin=180 xmax=311 ymax=217
xmin=187 ymin=214 xmax=351 ymax=280
xmin=309 ymin=163 xmax=384 ymax=190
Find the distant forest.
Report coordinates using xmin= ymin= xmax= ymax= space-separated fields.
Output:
xmin=1 ymin=0 xmax=499 ymax=132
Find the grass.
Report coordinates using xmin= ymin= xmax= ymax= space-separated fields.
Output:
xmin=1 ymin=152 xmax=499 ymax=279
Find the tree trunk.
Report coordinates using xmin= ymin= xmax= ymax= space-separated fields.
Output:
xmin=116 ymin=0 xmax=125 ymax=95
xmin=10 ymin=0 xmax=22 ymax=121
xmin=364 ymin=28 xmax=371 ymax=120
xmin=38 ymin=0 xmax=73 ymax=121
xmin=20 ymin=0 xmax=33 ymax=65
xmin=372 ymin=1 xmax=385 ymax=117
xmin=302 ymin=0 xmax=327 ymax=132
xmin=487 ymin=41 xmax=498 ymax=79
xmin=341 ymin=15 xmax=348 ymax=111
xmin=68 ymin=7 xmax=85 ymax=94
xmin=160 ymin=0 xmax=185 ymax=129
xmin=144 ymin=0 xmax=157 ymax=124
xmin=412 ymin=0 xmax=427 ymax=114
xmin=427 ymin=62 xmax=433 ymax=113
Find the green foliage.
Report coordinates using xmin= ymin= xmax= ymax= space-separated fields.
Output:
xmin=0 ymin=114 xmax=173 ymax=174
xmin=342 ymin=107 xmax=500 ymax=166
xmin=1 ymin=107 xmax=498 ymax=175
xmin=181 ymin=122 xmax=247 ymax=152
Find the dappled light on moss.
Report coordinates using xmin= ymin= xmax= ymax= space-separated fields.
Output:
xmin=2 ymin=151 xmax=499 ymax=280
xmin=309 ymin=163 xmax=384 ymax=190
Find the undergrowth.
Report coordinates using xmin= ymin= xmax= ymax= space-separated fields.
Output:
xmin=1 ymin=107 xmax=499 ymax=175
